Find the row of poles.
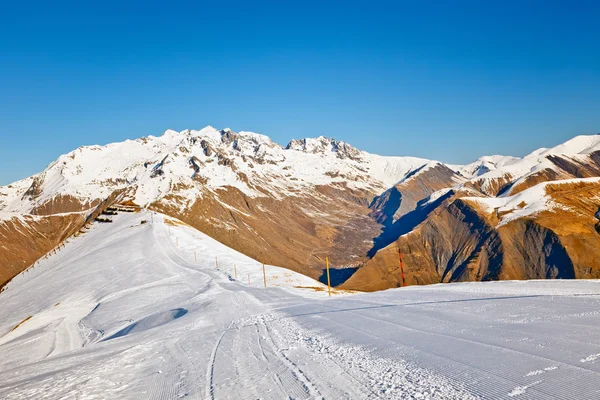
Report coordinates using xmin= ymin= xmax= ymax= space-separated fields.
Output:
xmin=169 ymin=225 xmax=407 ymax=296
xmin=170 ymin=225 xmax=269 ymax=287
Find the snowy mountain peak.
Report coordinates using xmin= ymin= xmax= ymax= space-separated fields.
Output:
xmin=536 ymin=133 xmax=600 ymax=157
xmin=457 ymin=155 xmax=521 ymax=178
xmin=286 ymin=136 xmax=362 ymax=160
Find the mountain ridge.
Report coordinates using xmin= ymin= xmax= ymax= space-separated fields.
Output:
xmin=3 ymin=126 xmax=600 ymax=291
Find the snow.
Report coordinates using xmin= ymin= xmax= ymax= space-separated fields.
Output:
xmin=0 ymin=211 xmax=33 ymax=222
xmin=463 ymin=177 xmax=600 ymax=226
xmin=461 ymin=134 xmax=600 ymax=197
xmin=423 ymin=187 xmax=454 ymax=206
xmin=160 ymin=215 xmax=328 ymax=291
xmin=453 ymin=155 xmax=521 ymax=178
xmin=362 ymin=153 xmax=435 ymax=188
xmin=539 ymin=134 xmax=600 ymax=156
xmin=2 ymin=210 xmax=600 ymax=399
xmin=462 ymin=181 xmax=550 ymax=225
xmin=0 ymin=126 xmax=439 ymax=214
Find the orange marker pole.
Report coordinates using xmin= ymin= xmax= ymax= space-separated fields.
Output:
xmin=326 ymin=257 xmax=331 ymax=297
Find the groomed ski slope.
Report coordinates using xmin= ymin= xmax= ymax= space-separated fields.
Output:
xmin=2 ymin=212 xmax=600 ymax=399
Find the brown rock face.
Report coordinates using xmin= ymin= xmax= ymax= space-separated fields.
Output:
xmin=0 ymin=214 xmax=84 ymax=290
xmin=507 ymin=169 xmax=561 ymax=196
xmin=370 ymin=164 xmax=460 ymax=222
xmin=31 ymin=194 xmax=101 ymax=216
xmin=497 ymin=220 xmax=575 ymax=280
xmin=478 ymin=152 xmax=600 ymax=197
xmin=467 ymin=174 xmax=514 ymax=196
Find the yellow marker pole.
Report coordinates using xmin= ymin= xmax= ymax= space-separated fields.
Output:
xmin=326 ymin=257 xmax=331 ymax=297
xmin=216 ymin=256 xmax=219 ymax=269
xmin=262 ymin=263 xmax=267 ymax=287
xmin=234 ymin=264 xmax=237 ymax=279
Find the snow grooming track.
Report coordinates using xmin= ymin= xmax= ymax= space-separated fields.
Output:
xmin=249 ymin=312 xmax=480 ymax=400
xmin=205 ymin=321 xmax=235 ymax=400
xmin=252 ymin=315 xmax=323 ymax=399
xmin=206 ymin=313 xmax=323 ymax=399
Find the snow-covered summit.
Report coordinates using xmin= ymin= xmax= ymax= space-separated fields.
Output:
xmin=455 ymin=134 xmax=600 ymax=196
xmin=456 ymin=155 xmax=521 ymax=178
xmin=286 ymin=136 xmax=362 ymax=160
xmin=535 ymin=133 xmax=600 ymax=157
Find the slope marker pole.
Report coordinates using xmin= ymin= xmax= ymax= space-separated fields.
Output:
xmin=215 ymin=256 xmax=219 ymax=270
xmin=194 ymin=250 xmax=197 ymax=264
xmin=262 ymin=263 xmax=267 ymax=288
xmin=326 ymin=256 xmax=332 ymax=297
xmin=176 ymin=237 xmax=179 ymax=248
xmin=234 ymin=264 xmax=237 ymax=279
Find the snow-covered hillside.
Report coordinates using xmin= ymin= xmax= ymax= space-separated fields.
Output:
xmin=463 ymin=134 xmax=600 ymax=196
xmin=462 ymin=176 xmax=600 ymax=227
xmin=453 ymin=155 xmax=521 ymax=178
xmin=2 ymin=210 xmax=600 ymax=399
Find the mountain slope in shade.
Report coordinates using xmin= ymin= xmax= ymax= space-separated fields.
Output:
xmin=2 ymin=126 xmax=600 ymax=291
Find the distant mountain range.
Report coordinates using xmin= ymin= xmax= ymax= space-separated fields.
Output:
xmin=2 ymin=126 xmax=600 ymax=291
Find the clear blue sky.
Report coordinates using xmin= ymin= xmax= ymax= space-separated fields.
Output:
xmin=1 ymin=0 xmax=599 ymax=185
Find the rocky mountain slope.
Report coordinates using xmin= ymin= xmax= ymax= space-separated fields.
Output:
xmin=2 ymin=126 xmax=600 ymax=291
